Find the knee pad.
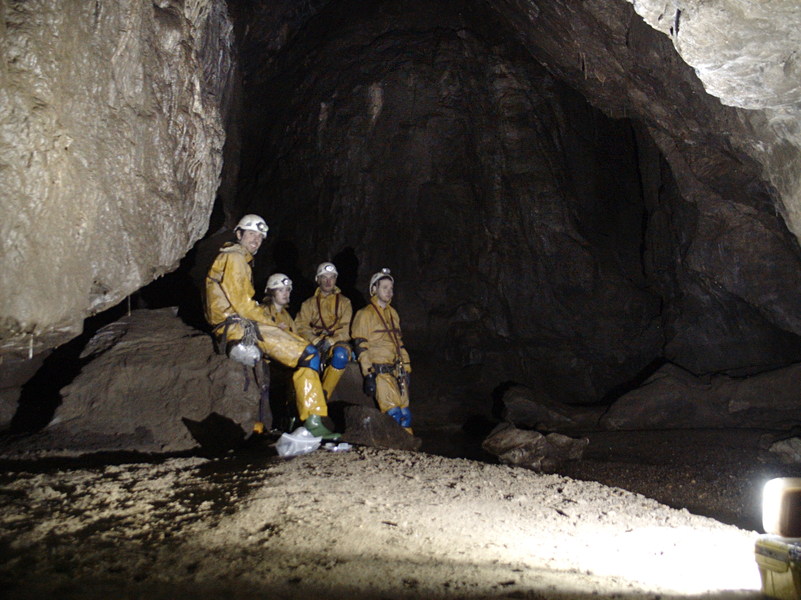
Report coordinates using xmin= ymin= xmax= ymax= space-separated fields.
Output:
xmin=399 ymin=407 xmax=412 ymax=428
xmin=330 ymin=345 xmax=350 ymax=370
xmin=386 ymin=407 xmax=404 ymax=425
xmin=298 ymin=345 xmax=321 ymax=372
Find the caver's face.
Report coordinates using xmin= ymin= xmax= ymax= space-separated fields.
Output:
xmin=318 ymin=274 xmax=337 ymax=294
xmin=272 ymin=286 xmax=291 ymax=308
xmin=375 ymin=279 xmax=393 ymax=305
xmin=237 ymin=230 xmax=263 ymax=255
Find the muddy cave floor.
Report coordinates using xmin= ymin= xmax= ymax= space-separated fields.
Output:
xmin=1 ymin=367 xmax=798 ymax=599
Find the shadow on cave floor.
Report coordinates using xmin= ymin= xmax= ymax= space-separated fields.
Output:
xmin=391 ymin=349 xmax=801 ymax=533
xmin=405 ymin=350 xmax=499 ymax=462
xmin=557 ymin=427 xmax=801 ymax=533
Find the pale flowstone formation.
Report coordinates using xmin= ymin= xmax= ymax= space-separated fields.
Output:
xmin=0 ymin=0 xmax=234 ymax=355
xmin=627 ymin=0 xmax=801 ymax=239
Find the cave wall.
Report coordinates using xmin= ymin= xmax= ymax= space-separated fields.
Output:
xmin=492 ymin=0 xmax=801 ymax=369
xmin=227 ymin=0 xmax=801 ymax=401
xmin=232 ymin=0 xmax=671 ymax=402
xmin=0 ymin=0 xmax=235 ymax=355
xmin=629 ymin=0 xmax=801 ymax=239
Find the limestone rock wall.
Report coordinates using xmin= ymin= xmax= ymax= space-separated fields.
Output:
xmin=627 ymin=0 xmax=801 ymax=256
xmin=0 ymin=0 xmax=234 ymax=356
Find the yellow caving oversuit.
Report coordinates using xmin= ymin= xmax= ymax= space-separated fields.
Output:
xmin=265 ymin=301 xmax=296 ymax=333
xmin=263 ymin=301 xmax=299 ymax=430
xmin=295 ymin=287 xmax=353 ymax=400
xmin=204 ymin=242 xmax=330 ymax=426
xmin=351 ymin=296 xmax=412 ymax=432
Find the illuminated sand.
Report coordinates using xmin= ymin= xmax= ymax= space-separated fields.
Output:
xmin=0 ymin=446 xmax=761 ymax=599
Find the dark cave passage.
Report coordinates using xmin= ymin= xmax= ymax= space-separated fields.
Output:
xmin=215 ymin=0 xmax=801 ymax=409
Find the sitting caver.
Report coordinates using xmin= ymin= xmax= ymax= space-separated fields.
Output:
xmin=264 ymin=273 xmax=295 ymax=332
xmin=295 ymin=262 xmax=353 ymax=401
xmin=351 ymin=268 xmax=413 ymax=433
xmin=204 ymin=214 xmax=339 ymax=440
xmin=261 ymin=273 xmax=299 ymax=432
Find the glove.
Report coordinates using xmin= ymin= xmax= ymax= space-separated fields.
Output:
xmin=315 ymin=338 xmax=332 ymax=356
xmin=363 ymin=372 xmax=377 ymax=397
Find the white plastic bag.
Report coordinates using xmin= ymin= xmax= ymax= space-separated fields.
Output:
xmin=275 ymin=427 xmax=322 ymax=457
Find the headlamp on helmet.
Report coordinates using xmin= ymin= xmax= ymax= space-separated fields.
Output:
xmin=369 ymin=268 xmax=394 ymax=295
xmin=266 ymin=273 xmax=293 ymax=291
xmin=316 ymin=262 xmax=338 ymax=278
xmin=236 ymin=214 xmax=269 ymax=238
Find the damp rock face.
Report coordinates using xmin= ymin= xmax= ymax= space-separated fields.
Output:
xmin=600 ymin=362 xmax=801 ymax=431
xmin=50 ymin=308 xmax=260 ymax=453
xmin=0 ymin=0 xmax=235 ymax=356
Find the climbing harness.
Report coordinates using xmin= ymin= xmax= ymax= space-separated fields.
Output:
xmin=221 ymin=315 xmax=262 ymax=367
xmin=369 ymin=302 xmax=408 ymax=395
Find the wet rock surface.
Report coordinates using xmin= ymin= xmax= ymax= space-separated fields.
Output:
xmin=1 ymin=0 xmax=234 ymax=355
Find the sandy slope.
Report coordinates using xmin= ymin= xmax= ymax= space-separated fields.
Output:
xmin=0 ymin=445 xmax=762 ymax=600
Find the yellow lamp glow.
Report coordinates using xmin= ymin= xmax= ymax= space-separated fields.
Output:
xmin=763 ymin=477 xmax=801 ymax=537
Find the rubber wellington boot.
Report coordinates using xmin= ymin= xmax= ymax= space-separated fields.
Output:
xmin=304 ymin=414 xmax=341 ymax=441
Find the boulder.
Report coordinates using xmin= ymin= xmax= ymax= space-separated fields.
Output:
xmin=342 ymin=405 xmax=422 ymax=452
xmin=498 ymin=384 xmax=602 ymax=432
xmin=601 ymin=362 xmax=801 ymax=430
xmin=769 ymin=437 xmax=801 ymax=465
xmin=482 ymin=423 xmax=589 ymax=473
xmin=49 ymin=308 xmax=261 ymax=453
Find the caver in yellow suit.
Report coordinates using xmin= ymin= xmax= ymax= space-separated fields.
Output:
xmin=295 ymin=262 xmax=353 ymax=400
xmin=262 ymin=273 xmax=302 ymax=433
xmin=351 ymin=268 xmax=413 ymax=433
xmin=265 ymin=303 xmax=295 ymax=331
xmin=204 ymin=215 xmax=339 ymax=440
xmin=264 ymin=298 xmax=296 ymax=333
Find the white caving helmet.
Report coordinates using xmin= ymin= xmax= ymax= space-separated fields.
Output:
xmin=235 ymin=214 xmax=269 ymax=238
xmin=316 ymin=261 xmax=338 ymax=279
xmin=369 ymin=268 xmax=394 ymax=296
xmin=266 ymin=273 xmax=293 ymax=291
